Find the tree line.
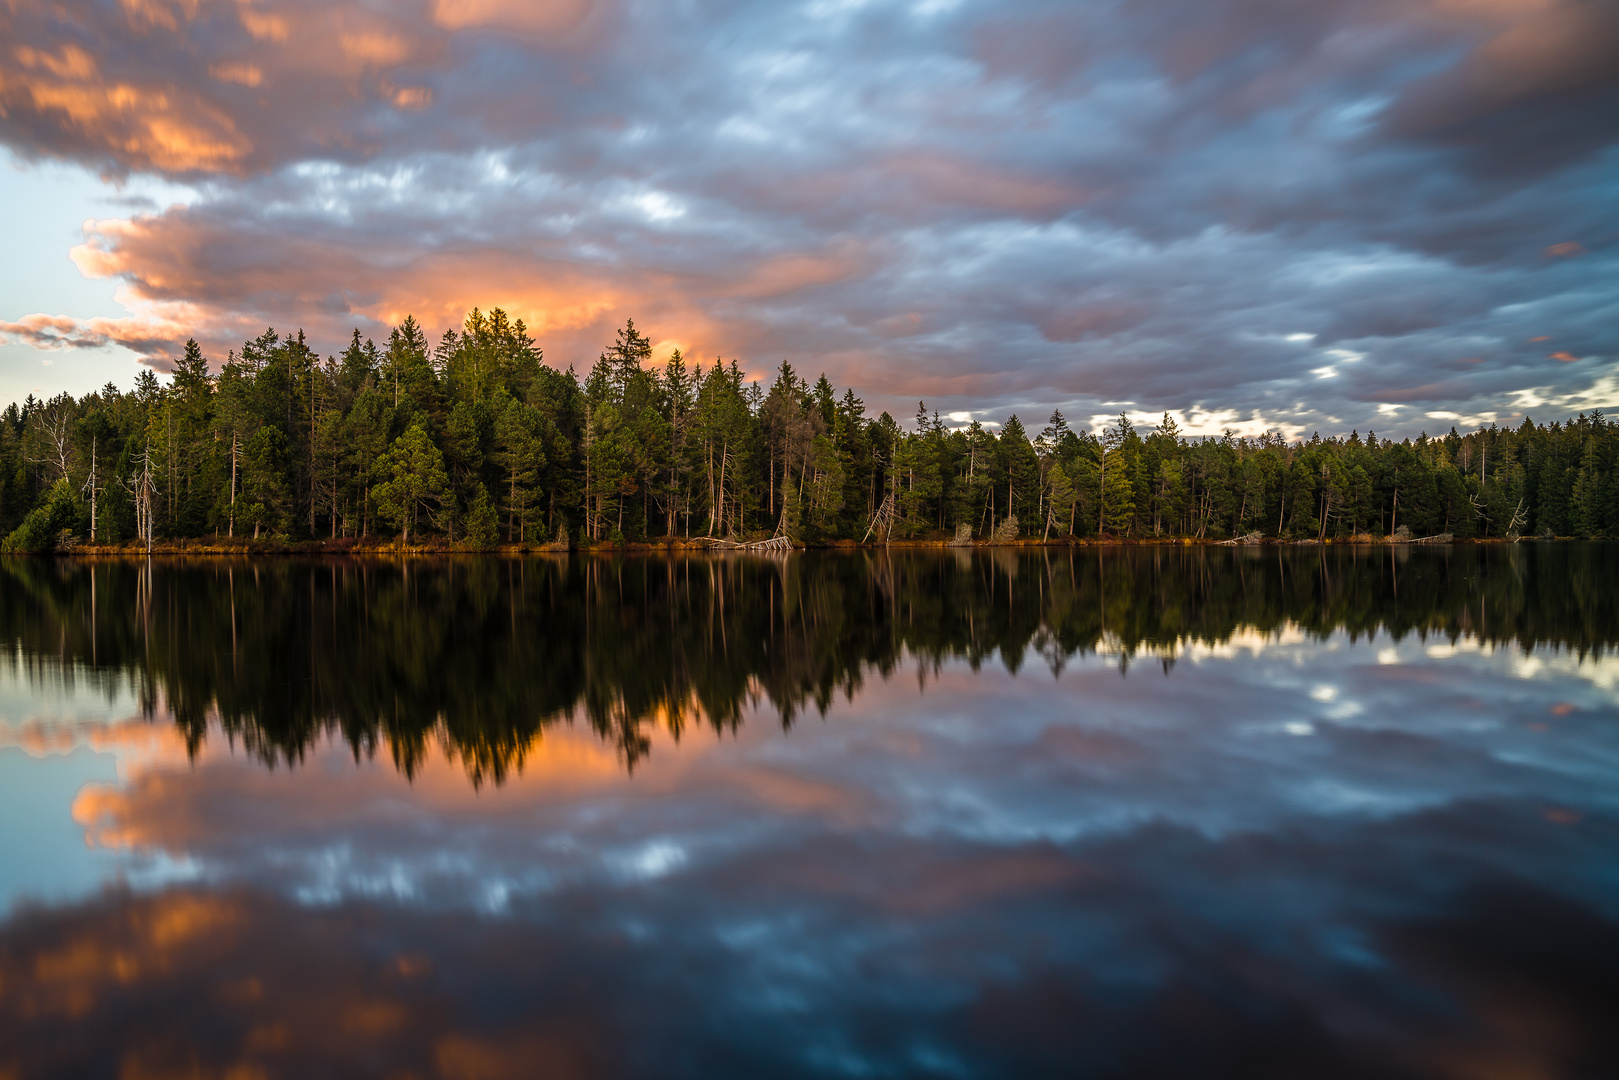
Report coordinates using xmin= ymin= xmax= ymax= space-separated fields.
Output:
xmin=3 ymin=310 xmax=1617 ymax=550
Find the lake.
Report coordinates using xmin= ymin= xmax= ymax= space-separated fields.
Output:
xmin=2 ymin=546 xmax=1617 ymax=1078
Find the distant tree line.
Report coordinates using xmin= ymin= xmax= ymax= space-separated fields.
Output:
xmin=3 ymin=311 xmax=1617 ymax=549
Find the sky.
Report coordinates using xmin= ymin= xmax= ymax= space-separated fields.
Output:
xmin=0 ymin=0 xmax=1616 ymax=437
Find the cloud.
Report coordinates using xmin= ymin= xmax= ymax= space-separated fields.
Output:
xmin=0 ymin=0 xmax=1613 ymax=431
xmin=429 ymin=0 xmax=600 ymax=36
xmin=1 ymin=41 xmax=253 ymax=172
xmin=0 ymin=309 xmax=192 ymax=366
xmin=208 ymin=61 xmax=262 ymax=88
xmin=0 ymin=0 xmax=458 ymax=175
xmin=1381 ymin=0 xmax=1619 ymax=175
xmin=7 ymin=625 xmax=1619 ymax=1074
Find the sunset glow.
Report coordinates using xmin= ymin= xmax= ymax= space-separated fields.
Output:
xmin=0 ymin=0 xmax=1612 ymax=430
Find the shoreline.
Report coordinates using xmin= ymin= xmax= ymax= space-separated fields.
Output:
xmin=9 ymin=534 xmax=1563 ymax=557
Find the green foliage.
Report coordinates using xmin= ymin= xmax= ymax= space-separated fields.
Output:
xmin=242 ymin=426 xmax=289 ymax=538
xmin=999 ymin=415 xmax=1040 ymax=534
xmin=373 ymin=425 xmax=449 ymax=544
xmin=2 ymin=313 xmax=1616 ymax=547
xmin=461 ymin=484 xmax=499 ymax=549
xmin=2 ymin=479 xmax=79 ymax=552
xmin=494 ymin=397 xmax=547 ymax=542
xmin=1099 ymin=415 xmax=1137 ymax=536
xmin=1043 ymin=463 xmax=1076 ymax=538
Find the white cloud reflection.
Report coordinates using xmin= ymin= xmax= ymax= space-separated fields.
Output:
xmin=1 ymin=626 xmax=1601 ymax=914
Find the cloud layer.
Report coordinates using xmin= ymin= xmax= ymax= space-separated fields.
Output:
xmin=7 ymin=628 xmax=1619 ymax=1075
xmin=1 ymin=0 xmax=1616 ymax=432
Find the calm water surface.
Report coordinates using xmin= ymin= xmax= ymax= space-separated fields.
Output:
xmin=2 ymin=546 xmax=1617 ymax=1078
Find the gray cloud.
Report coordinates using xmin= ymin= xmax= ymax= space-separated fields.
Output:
xmin=0 ymin=0 xmax=1614 ymax=433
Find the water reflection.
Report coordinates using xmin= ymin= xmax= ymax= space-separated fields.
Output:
xmin=1 ymin=546 xmax=1617 ymax=1078
xmin=2 ymin=545 xmax=1615 ymax=781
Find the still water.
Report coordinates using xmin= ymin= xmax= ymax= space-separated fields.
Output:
xmin=1 ymin=546 xmax=1617 ymax=1078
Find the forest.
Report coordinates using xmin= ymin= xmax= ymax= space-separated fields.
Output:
xmin=3 ymin=310 xmax=1617 ymax=550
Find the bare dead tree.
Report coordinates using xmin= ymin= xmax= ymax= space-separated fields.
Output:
xmin=80 ymin=436 xmax=101 ymax=542
xmin=125 ymin=445 xmax=158 ymax=553
xmin=1506 ymin=497 xmax=1529 ymax=542
xmin=28 ymin=395 xmax=75 ymax=482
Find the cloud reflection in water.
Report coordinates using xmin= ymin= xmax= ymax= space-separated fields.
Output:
xmin=1 ymin=547 xmax=1617 ymax=1077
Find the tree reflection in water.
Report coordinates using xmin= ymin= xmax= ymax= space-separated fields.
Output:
xmin=2 ymin=546 xmax=1619 ymax=1078
xmin=2 ymin=544 xmax=1614 ymax=783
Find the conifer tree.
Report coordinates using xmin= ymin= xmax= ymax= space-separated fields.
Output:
xmin=373 ymin=425 xmax=449 ymax=544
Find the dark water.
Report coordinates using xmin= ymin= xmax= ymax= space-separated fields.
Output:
xmin=2 ymin=546 xmax=1617 ymax=1079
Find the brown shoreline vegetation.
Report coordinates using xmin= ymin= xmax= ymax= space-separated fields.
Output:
xmin=33 ymin=533 xmax=1548 ymax=558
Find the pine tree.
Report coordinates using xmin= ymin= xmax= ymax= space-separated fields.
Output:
xmin=1098 ymin=414 xmax=1136 ymax=536
xmin=373 ymin=425 xmax=449 ymax=544
xmin=999 ymin=415 xmax=1039 ymax=535
xmin=494 ymin=399 xmax=546 ymax=542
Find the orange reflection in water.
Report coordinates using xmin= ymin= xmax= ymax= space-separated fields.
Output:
xmin=0 ymin=887 xmax=614 ymax=1080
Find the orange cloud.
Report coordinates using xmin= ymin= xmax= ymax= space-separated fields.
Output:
xmin=730 ymin=250 xmax=866 ymax=300
xmin=237 ymin=8 xmax=290 ymax=43
xmin=649 ymin=338 xmax=687 ymax=364
xmin=0 ymin=714 xmax=192 ymax=775
xmin=51 ymin=208 xmax=730 ymax=369
xmin=339 ymin=31 xmax=412 ymax=66
xmin=2 ymin=44 xmax=253 ymax=172
xmin=73 ymin=785 xmax=143 ymax=849
xmin=17 ymin=892 xmax=240 ymax=1019
xmin=430 ymin=0 xmax=596 ymax=36
xmin=117 ymin=0 xmax=201 ymax=33
xmin=1549 ymin=351 xmax=1580 ymax=362
xmin=1542 ymin=241 xmax=1585 ymax=257
xmin=13 ymin=43 xmax=99 ymax=80
xmin=390 ymin=85 xmax=433 ymax=110
xmin=0 ymin=308 xmax=199 ymax=364
xmin=1 ymin=0 xmax=471 ymax=177
xmin=209 ymin=61 xmax=263 ymax=88
xmin=0 ymin=313 xmax=96 ymax=346
xmin=0 ymin=889 xmax=618 ymax=1077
